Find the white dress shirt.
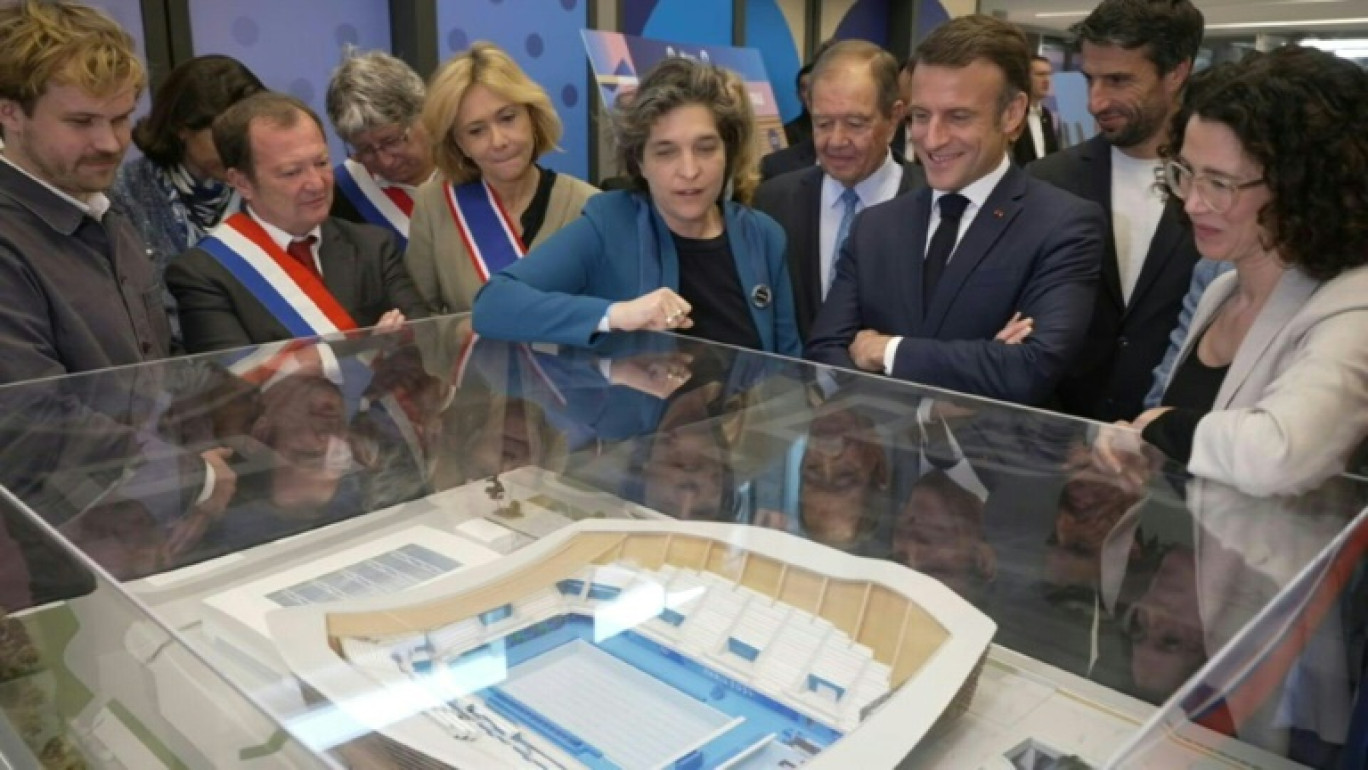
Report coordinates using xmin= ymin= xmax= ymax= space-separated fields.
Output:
xmin=883 ymin=153 xmax=1013 ymax=374
xmin=1026 ymin=103 xmax=1047 ymax=160
xmin=1110 ymin=147 xmax=1165 ymax=305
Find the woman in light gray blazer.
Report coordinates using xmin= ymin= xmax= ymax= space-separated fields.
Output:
xmin=1119 ymin=46 xmax=1368 ymax=496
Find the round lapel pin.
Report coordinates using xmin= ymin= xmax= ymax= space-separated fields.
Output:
xmin=751 ymin=284 xmax=772 ymax=308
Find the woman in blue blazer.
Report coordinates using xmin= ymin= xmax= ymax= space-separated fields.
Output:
xmin=473 ymin=57 xmax=801 ymax=357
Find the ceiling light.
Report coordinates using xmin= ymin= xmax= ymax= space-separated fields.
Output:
xmin=1206 ymin=17 xmax=1368 ymax=30
xmin=1301 ymin=37 xmax=1368 ymax=51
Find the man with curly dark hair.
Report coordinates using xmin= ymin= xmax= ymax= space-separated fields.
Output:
xmin=1116 ymin=45 xmax=1368 ymax=497
xmin=1029 ymin=0 xmax=1206 ymax=423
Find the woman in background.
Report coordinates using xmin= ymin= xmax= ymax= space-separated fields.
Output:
xmin=472 ymin=56 xmax=800 ymax=356
xmin=405 ymin=41 xmax=597 ymax=315
xmin=110 ymin=55 xmax=264 ymax=350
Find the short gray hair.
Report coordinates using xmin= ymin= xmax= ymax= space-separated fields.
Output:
xmin=325 ymin=49 xmax=426 ymax=141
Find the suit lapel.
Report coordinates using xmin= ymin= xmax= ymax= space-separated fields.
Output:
xmin=924 ymin=167 xmax=1024 ymax=335
xmin=1124 ymin=198 xmax=1189 ymax=318
xmin=1216 ymin=269 xmax=1320 ymax=408
xmin=903 ymin=186 xmax=935 ymax=330
xmin=1080 ymin=137 xmax=1124 ymax=310
xmin=797 ymin=170 xmax=824 ymax=318
xmin=319 ymin=219 xmax=359 ymax=316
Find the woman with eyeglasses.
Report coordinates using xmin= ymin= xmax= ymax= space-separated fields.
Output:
xmin=325 ymin=49 xmax=435 ymax=248
xmin=404 ymin=42 xmax=598 ymax=315
xmin=1109 ymin=46 xmax=1368 ymax=496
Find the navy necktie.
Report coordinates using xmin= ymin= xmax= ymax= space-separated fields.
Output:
xmin=923 ymin=193 xmax=970 ymax=315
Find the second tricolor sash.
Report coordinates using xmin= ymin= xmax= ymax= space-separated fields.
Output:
xmin=444 ymin=179 xmax=527 ymax=283
xmin=197 ymin=213 xmax=358 ymax=338
xmin=334 ymin=158 xmax=412 ymax=247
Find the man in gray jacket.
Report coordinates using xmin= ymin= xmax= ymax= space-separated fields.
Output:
xmin=0 ymin=0 xmax=171 ymax=382
xmin=0 ymin=2 xmax=236 ymax=586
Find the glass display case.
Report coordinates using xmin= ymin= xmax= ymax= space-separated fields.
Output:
xmin=0 ymin=314 xmax=1360 ymax=769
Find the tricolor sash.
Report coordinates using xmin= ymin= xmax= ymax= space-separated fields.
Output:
xmin=444 ymin=179 xmax=527 ymax=283
xmin=335 ymin=159 xmax=412 ymax=247
xmin=197 ymin=213 xmax=358 ymax=338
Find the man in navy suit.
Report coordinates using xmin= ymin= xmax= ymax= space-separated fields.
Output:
xmin=805 ymin=15 xmax=1104 ymax=407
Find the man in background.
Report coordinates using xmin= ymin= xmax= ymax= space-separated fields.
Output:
xmin=753 ymin=40 xmax=924 ymax=341
xmin=1028 ymin=0 xmax=1205 ymax=422
xmin=1012 ymin=55 xmax=1060 ymax=165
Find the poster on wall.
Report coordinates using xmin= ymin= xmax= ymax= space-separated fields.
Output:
xmin=581 ymin=30 xmax=787 ymax=156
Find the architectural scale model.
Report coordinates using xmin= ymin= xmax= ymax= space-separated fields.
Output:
xmin=201 ymin=526 xmax=501 ymax=670
xmin=268 ymin=519 xmax=996 ymax=769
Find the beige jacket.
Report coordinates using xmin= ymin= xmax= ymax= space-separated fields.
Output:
xmin=1173 ymin=264 xmax=1368 ymax=495
xmin=405 ymin=172 xmax=598 ymax=314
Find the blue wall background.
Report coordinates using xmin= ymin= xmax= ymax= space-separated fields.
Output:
xmin=634 ymin=0 xmax=735 ymax=46
xmin=916 ymin=0 xmax=954 ymax=44
xmin=435 ymin=0 xmax=589 ymax=181
xmin=744 ymin=0 xmax=894 ymax=124
xmin=86 ymin=0 xmax=150 ymax=118
xmin=187 ymin=0 xmax=392 ymax=164
xmin=835 ymin=0 xmax=891 ymax=47
xmin=745 ymin=0 xmax=802 ymax=127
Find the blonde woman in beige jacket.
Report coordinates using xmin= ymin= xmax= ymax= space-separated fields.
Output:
xmin=406 ymin=42 xmax=597 ymax=315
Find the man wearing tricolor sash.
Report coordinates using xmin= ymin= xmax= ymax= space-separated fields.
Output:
xmin=168 ymin=93 xmax=428 ymax=354
xmin=325 ymin=50 xmax=434 ymax=248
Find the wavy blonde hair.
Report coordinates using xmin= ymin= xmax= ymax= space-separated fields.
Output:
xmin=613 ymin=57 xmax=759 ymax=205
xmin=422 ymin=42 xmax=562 ymax=184
xmin=0 ymin=0 xmax=144 ymax=114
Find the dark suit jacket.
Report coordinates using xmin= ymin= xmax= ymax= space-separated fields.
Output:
xmin=760 ymin=138 xmax=817 ymax=182
xmin=805 ymin=163 xmax=1105 ymax=406
xmin=752 ymin=161 xmax=926 ymax=342
xmin=1012 ymin=105 xmax=1060 ymax=166
xmin=167 ymin=217 xmax=430 ymax=353
xmin=329 ymin=190 xmax=365 ymax=225
xmin=1027 ymin=134 xmax=1201 ymax=421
